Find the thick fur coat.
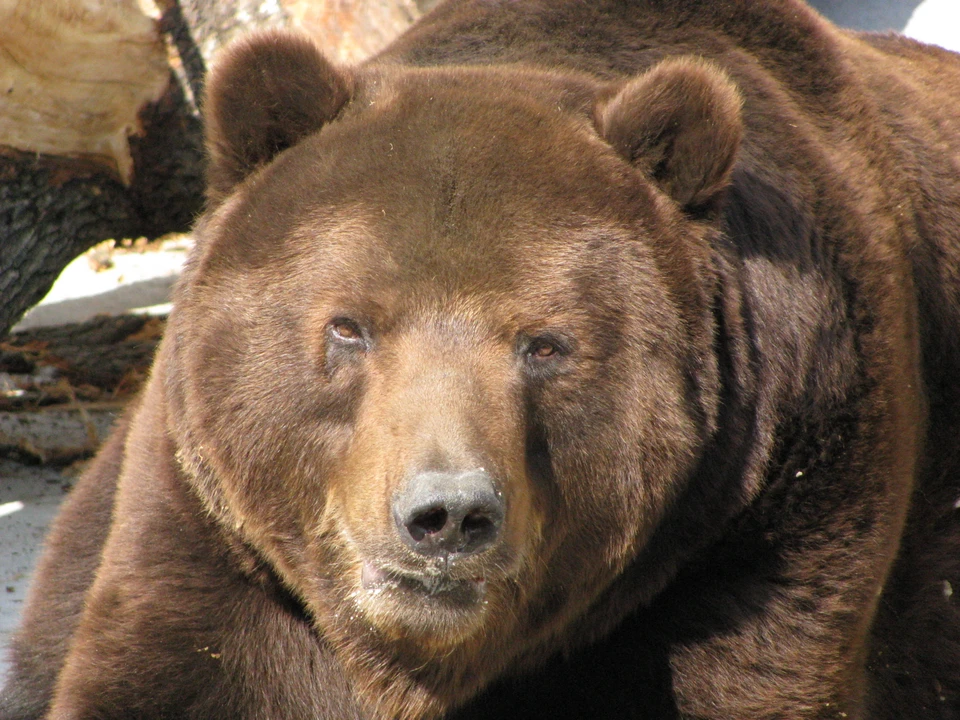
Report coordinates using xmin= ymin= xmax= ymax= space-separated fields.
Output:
xmin=3 ymin=1 xmax=960 ymax=718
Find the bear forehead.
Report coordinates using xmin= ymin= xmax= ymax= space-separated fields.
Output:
xmin=346 ymin=64 xmax=604 ymax=136
xmin=232 ymin=65 xmax=651 ymax=217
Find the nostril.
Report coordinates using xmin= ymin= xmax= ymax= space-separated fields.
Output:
xmin=461 ymin=511 xmax=495 ymax=540
xmin=408 ymin=507 xmax=448 ymax=542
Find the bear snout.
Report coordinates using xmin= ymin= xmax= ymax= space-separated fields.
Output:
xmin=392 ymin=469 xmax=504 ymax=558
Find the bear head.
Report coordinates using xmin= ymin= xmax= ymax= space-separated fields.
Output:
xmin=164 ymin=29 xmax=742 ymax=714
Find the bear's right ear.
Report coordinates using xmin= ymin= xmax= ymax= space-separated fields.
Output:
xmin=203 ymin=30 xmax=353 ymax=202
xmin=596 ymin=58 xmax=742 ymax=214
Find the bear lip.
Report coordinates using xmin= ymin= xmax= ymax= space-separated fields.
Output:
xmin=361 ymin=560 xmax=486 ymax=603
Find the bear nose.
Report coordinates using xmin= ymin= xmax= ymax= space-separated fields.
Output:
xmin=392 ymin=470 xmax=504 ymax=558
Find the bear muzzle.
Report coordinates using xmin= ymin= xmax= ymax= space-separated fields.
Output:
xmin=349 ymin=468 xmax=507 ymax=626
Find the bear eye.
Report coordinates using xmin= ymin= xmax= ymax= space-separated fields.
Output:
xmin=528 ymin=339 xmax=559 ymax=359
xmin=523 ymin=334 xmax=570 ymax=365
xmin=328 ymin=318 xmax=366 ymax=347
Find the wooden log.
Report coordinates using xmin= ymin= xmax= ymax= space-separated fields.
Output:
xmin=0 ymin=1 xmax=170 ymax=182
xmin=0 ymin=0 xmax=204 ymax=337
xmin=285 ymin=0 xmax=441 ymax=64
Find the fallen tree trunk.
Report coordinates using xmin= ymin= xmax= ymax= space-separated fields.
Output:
xmin=1 ymin=0 xmax=438 ymax=337
xmin=0 ymin=0 xmax=204 ymax=336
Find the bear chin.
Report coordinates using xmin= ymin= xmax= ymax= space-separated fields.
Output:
xmin=353 ymin=560 xmax=493 ymax=645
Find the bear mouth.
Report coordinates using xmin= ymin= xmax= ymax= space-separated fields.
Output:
xmin=361 ymin=560 xmax=487 ymax=607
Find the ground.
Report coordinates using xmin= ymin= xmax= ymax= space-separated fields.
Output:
xmin=0 ymin=237 xmax=187 ymax=677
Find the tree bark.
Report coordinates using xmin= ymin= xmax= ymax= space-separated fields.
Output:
xmin=0 ymin=0 xmax=437 ymax=338
xmin=0 ymin=0 xmax=204 ymax=336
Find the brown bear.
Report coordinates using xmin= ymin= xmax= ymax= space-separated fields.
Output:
xmin=4 ymin=0 xmax=960 ymax=718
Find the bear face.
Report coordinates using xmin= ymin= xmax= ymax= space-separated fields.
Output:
xmin=166 ymin=33 xmax=741 ymax=677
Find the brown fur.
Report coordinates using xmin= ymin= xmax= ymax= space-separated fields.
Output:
xmin=3 ymin=1 xmax=960 ymax=719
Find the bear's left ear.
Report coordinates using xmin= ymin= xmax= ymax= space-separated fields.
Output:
xmin=203 ymin=30 xmax=353 ymax=203
xmin=596 ymin=58 xmax=742 ymax=213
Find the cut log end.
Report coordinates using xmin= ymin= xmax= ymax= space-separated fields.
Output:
xmin=0 ymin=0 xmax=171 ymax=183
